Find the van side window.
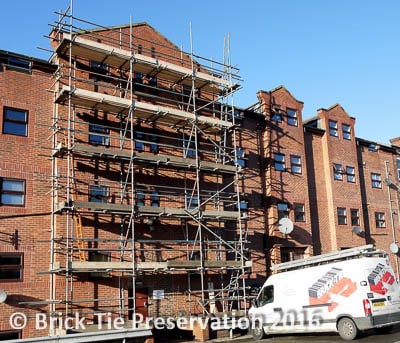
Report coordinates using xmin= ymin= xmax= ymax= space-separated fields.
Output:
xmin=258 ymin=285 xmax=274 ymax=306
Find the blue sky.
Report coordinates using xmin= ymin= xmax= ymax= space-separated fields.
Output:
xmin=1 ymin=0 xmax=399 ymax=144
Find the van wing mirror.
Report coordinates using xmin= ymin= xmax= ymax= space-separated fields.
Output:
xmin=252 ymin=298 xmax=258 ymax=308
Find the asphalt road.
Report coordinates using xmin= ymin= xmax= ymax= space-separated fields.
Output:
xmin=232 ymin=325 xmax=400 ymax=343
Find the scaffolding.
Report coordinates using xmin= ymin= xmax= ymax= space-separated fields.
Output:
xmin=48 ymin=2 xmax=250 ymax=332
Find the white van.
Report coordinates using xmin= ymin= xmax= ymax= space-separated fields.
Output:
xmin=248 ymin=245 xmax=400 ymax=340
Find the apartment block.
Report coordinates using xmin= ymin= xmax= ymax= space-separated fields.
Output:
xmin=1 ymin=9 xmax=400 ymax=341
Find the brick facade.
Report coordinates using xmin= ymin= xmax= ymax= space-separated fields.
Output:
xmin=0 ymin=21 xmax=400 ymax=341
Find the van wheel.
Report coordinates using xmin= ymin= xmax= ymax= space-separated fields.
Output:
xmin=250 ymin=322 xmax=265 ymax=340
xmin=337 ymin=317 xmax=359 ymax=340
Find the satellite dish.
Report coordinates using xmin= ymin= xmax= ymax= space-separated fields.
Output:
xmin=390 ymin=243 xmax=399 ymax=254
xmin=0 ymin=290 xmax=7 ymax=303
xmin=278 ymin=218 xmax=294 ymax=235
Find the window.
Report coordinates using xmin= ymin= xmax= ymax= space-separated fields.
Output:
xmin=135 ymin=131 xmax=145 ymax=152
xmin=375 ymin=212 xmax=386 ymax=228
xmin=290 ymin=155 xmax=302 ymax=174
xmin=287 ymin=108 xmax=298 ymax=126
xmin=186 ymin=194 xmax=199 ymax=209
xmin=329 ymin=120 xmax=338 ymax=137
xmin=277 ymin=202 xmax=289 ymax=220
xmin=397 ymin=158 xmax=400 ymax=181
xmin=0 ymin=253 xmax=23 ymax=281
xmin=228 ymin=108 xmax=244 ymax=123
xmin=333 ymin=163 xmax=344 ymax=181
xmin=89 ymin=123 xmax=109 ymax=146
xmin=89 ymin=60 xmax=108 ymax=75
xmin=350 ymin=209 xmax=360 ymax=226
xmin=342 ymin=124 xmax=351 ymax=140
xmin=183 ymin=136 xmax=196 ymax=157
xmin=148 ymin=133 xmax=159 ymax=153
xmin=293 ymin=203 xmax=305 ymax=222
xmin=89 ymin=185 xmax=109 ymax=203
xmin=271 ymin=108 xmax=282 ymax=122
xmin=151 ymin=47 xmax=156 ymax=58
xmin=0 ymin=178 xmax=25 ymax=206
xmin=7 ymin=56 xmax=31 ymax=73
xmin=3 ymin=107 xmax=28 ymax=136
xmin=236 ymin=200 xmax=249 ymax=217
xmin=137 ymin=45 xmax=143 ymax=54
xmin=257 ymin=285 xmax=274 ymax=307
xmin=346 ymin=166 xmax=356 ymax=183
xmin=0 ymin=330 xmax=21 ymax=340
xmin=89 ymin=252 xmax=111 ymax=278
xmin=148 ymin=76 xmax=157 ymax=88
xmin=235 ymin=149 xmax=246 ymax=168
xmin=280 ymin=247 xmax=305 ymax=263
xmin=371 ymin=173 xmax=382 ymax=188
xmin=274 ymin=153 xmax=286 ymax=171
xmin=151 ymin=191 xmax=160 ymax=207
xmin=337 ymin=207 xmax=347 ymax=225
xmin=368 ymin=144 xmax=378 ymax=152
xmin=136 ymin=190 xmax=145 ymax=206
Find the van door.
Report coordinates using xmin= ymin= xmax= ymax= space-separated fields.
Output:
xmin=253 ymin=285 xmax=284 ymax=333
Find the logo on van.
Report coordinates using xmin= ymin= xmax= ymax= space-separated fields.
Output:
xmin=367 ymin=263 xmax=395 ymax=295
xmin=308 ymin=267 xmax=357 ymax=312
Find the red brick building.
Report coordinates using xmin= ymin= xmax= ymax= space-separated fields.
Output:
xmin=1 ymin=13 xmax=400 ymax=341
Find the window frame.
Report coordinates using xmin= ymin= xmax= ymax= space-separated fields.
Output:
xmin=3 ymin=107 xmax=28 ymax=137
xmin=350 ymin=208 xmax=360 ymax=226
xmin=186 ymin=193 xmax=199 ymax=210
xmin=397 ymin=158 xmax=400 ymax=181
xmin=333 ymin=163 xmax=344 ymax=181
xmin=151 ymin=191 xmax=160 ymax=207
xmin=88 ymin=184 xmax=110 ymax=203
xmin=271 ymin=108 xmax=282 ymax=122
xmin=235 ymin=149 xmax=246 ymax=168
xmin=0 ymin=252 xmax=24 ymax=281
xmin=286 ymin=108 xmax=298 ymax=126
xmin=135 ymin=131 xmax=145 ymax=152
xmin=329 ymin=120 xmax=338 ymax=137
xmin=274 ymin=153 xmax=286 ymax=172
xmin=342 ymin=124 xmax=351 ymax=140
xmin=290 ymin=155 xmax=302 ymax=174
xmin=337 ymin=207 xmax=347 ymax=225
xmin=89 ymin=122 xmax=110 ymax=146
xmin=88 ymin=251 xmax=111 ymax=279
xmin=277 ymin=202 xmax=289 ymax=220
xmin=375 ymin=212 xmax=386 ymax=228
xmin=0 ymin=330 xmax=21 ymax=340
xmin=346 ymin=166 xmax=356 ymax=183
xmin=0 ymin=178 xmax=26 ymax=206
xmin=183 ymin=136 xmax=197 ymax=158
xmin=371 ymin=173 xmax=382 ymax=189
xmin=294 ymin=203 xmax=305 ymax=222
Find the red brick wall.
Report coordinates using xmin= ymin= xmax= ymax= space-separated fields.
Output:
xmin=0 ymin=62 xmax=54 ymax=338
